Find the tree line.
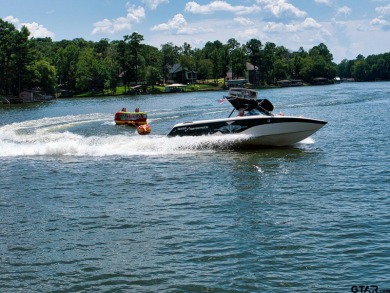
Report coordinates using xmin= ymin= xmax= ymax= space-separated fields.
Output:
xmin=1 ymin=18 xmax=389 ymax=96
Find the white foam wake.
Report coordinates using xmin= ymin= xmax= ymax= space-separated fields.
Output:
xmin=0 ymin=114 xmax=249 ymax=157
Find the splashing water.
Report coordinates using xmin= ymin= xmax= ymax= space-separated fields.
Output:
xmin=0 ymin=114 xmax=254 ymax=157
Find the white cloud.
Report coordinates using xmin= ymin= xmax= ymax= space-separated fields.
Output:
xmin=150 ymin=14 xmax=213 ymax=34
xmin=256 ymin=0 xmax=306 ymax=18
xmin=301 ymin=18 xmax=323 ymax=29
xmin=185 ymin=1 xmax=261 ymax=15
xmin=23 ymin=22 xmax=55 ymax=38
xmin=371 ymin=16 xmax=390 ymax=25
xmin=4 ymin=15 xmax=20 ymax=25
xmin=371 ymin=4 xmax=390 ymax=30
xmin=92 ymin=4 xmax=145 ymax=35
xmin=151 ymin=14 xmax=187 ymax=31
xmin=240 ymin=28 xmax=267 ymax=40
xmin=4 ymin=15 xmax=55 ymax=39
xmin=234 ymin=16 xmax=254 ymax=26
xmin=177 ymin=26 xmax=215 ymax=35
xmin=125 ymin=4 xmax=146 ymax=23
xmin=314 ymin=0 xmax=334 ymax=6
xmin=331 ymin=18 xmax=347 ymax=29
xmin=264 ymin=17 xmax=321 ymax=33
xmin=336 ymin=6 xmax=352 ymax=17
xmin=375 ymin=4 xmax=390 ymax=14
xmin=356 ymin=24 xmax=366 ymax=32
xmin=142 ymin=0 xmax=169 ymax=10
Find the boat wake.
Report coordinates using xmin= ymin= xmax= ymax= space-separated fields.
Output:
xmin=0 ymin=114 xmax=257 ymax=157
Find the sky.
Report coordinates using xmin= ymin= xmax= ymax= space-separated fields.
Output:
xmin=1 ymin=0 xmax=390 ymax=63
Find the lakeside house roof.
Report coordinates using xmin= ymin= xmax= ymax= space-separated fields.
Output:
xmin=168 ymin=64 xmax=181 ymax=74
xmin=168 ymin=64 xmax=196 ymax=74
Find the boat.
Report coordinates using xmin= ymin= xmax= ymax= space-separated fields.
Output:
xmin=114 ymin=107 xmax=147 ymax=126
xmin=167 ymin=88 xmax=327 ymax=147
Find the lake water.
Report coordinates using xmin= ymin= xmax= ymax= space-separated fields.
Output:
xmin=1 ymin=82 xmax=389 ymax=292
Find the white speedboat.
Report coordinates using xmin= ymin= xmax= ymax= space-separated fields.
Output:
xmin=167 ymin=88 xmax=327 ymax=147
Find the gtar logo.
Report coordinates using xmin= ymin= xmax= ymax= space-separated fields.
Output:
xmin=351 ymin=285 xmax=378 ymax=293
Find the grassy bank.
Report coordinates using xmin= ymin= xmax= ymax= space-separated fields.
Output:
xmin=74 ymin=80 xmax=227 ymax=98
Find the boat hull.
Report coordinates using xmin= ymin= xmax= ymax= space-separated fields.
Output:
xmin=167 ymin=116 xmax=327 ymax=146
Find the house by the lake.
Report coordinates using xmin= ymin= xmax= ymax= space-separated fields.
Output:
xmin=168 ymin=64 xmax=197 ymax=84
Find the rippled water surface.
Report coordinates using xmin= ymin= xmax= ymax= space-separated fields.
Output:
xmin=1 ymin=82 xmax=389 ymax=292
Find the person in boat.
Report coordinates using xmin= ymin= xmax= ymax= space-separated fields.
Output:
xmin=135 ymin=107 xmax=139 ymax=112
xmin=247 ymin=109 xmax=260 ymax=116
xmin=122 ymin=107 xmax=127 ymax=112
xmin=238 ymin=108 xmax=245 ymax=116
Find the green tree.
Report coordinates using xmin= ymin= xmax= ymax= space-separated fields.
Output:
xmin=115 ymin=39 xmax=129 ymax=89
xmin=141 ymin=44 xmax=162 ymax=69
xmin=56 ymin=43 xmax=80 ymax=91
xmin=202 ymin=40 xmax=226 ymax=83
xmin=30 ymin=37 xmax=55 ymax=62
xmin=299 ymin=57 xmax=315 ymax=82
xmin=145 ymin=66 xmax=162 ymax=88
xmin=274 ymin=45 xmax=290 ymax=81
xmin=0 ymin=19 xmax=14 ymax=95
xmin=160 ymin=42 xmax=180 ymax=83
xmin=0 ymin=19 xmax=33 ymax=95
xmin=352 ymin=59 xmax=369 ymax=81
xmin=234 ymin=45 xmax=247 ymax=79
xmin=338 ymin=59 xmax=352 ymax=78
xmin=196 ymin=59 xmax=213 ymax=81
xmin=290 ymin=47 xmax=307 ymax=80
xmin=76 ymin=47 xmax=109 ymax=93
xmin=310 ymin=43 xmax=333 ymax=63
xmin=274 ymin=59 xmax=289 ymax=81
xmin=179 ymin=54 xmax=196 ymax=83
xmin=246 ymin=39 xmax=262 ymax=85
xmin=94 ymin=38 xmax=110 ymax=59
xmin=262 ymin=42 xmax=277 ymax=85
xmin=14 ymin=26 xmax=33 ymax=92
xmin=124 ymin=32 xmax=144 ymax=85
xmin=28 ymin=59 xmax=57 ymax=93
xmin=139 ymin=44 xmax=162 ymax=86
xmin=226 ymin=38 xmax=240 ymax=79
xmin=299 ymin=43 xmax=337 ymax=83
xmin=180 ymin=42 xmax=193 ymax=56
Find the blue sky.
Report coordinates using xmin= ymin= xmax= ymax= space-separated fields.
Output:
xmin=1 ymin=0 xmax=390 ymax=63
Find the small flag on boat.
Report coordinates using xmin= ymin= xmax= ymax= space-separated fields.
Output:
xmin=217 ymin=97 xmax=227 ymax=104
